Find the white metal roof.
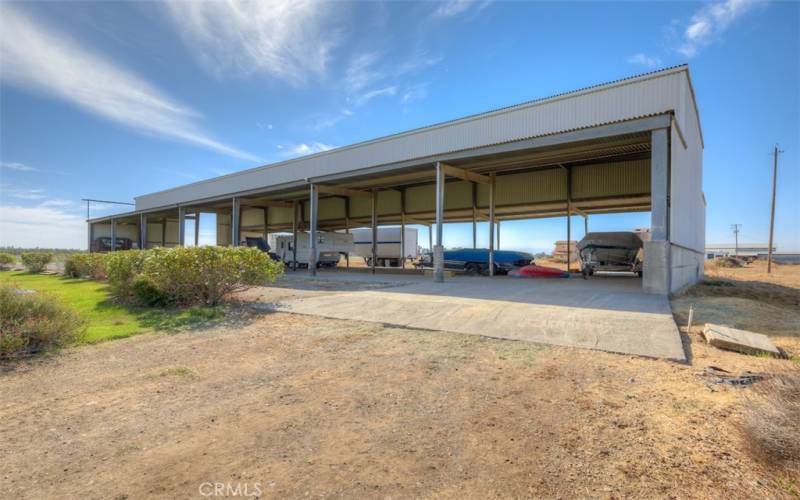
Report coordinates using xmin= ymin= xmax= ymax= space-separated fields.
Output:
xmin=134 ymin=65 xmax=702 ymax=212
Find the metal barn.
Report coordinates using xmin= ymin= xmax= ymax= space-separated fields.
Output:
xmin=87 ymin=65 xmax=705 ymax=294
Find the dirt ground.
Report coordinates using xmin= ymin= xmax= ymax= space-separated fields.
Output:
xmin=2 ymin=261 xmax=799 ymax=499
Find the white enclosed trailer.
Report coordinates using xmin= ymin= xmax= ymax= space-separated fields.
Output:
xmin=269 ymin=231 xmax=354 ymax=268
xmin=351 ymin=227 xmax=418 ymax=267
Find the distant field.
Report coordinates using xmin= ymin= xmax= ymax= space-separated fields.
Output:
xmin=0 ymin=271 xmax=223 ymax=343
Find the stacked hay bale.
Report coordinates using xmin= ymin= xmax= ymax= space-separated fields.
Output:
xmin=552 ymin=240 xmax=578 ymax=263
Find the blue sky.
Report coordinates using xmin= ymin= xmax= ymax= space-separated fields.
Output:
xmin=1 ymin=0 xmax=797 ymax=252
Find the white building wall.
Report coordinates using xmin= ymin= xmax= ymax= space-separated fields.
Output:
xmin=668 ymin=76 xmax=705 ymax=292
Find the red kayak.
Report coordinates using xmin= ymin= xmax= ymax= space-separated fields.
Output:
xmin=508 ymin=264 xmax=569 ymax=278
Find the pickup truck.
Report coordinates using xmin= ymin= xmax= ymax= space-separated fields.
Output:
xmin=420 ymin=248 xmax=534 ymax=275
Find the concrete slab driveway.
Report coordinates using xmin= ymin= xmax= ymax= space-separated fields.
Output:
xmin=271 ymin=272 xmax=686 ymax=361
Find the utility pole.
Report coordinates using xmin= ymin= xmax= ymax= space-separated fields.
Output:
xmin=731 ymin=224 xmax=741 ymax=256
xmin=767 ymin=145 xmax=783 ymax=273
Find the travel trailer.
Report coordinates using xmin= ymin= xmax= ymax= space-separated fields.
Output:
xmin=269 ymin=231 xmax=354 ymax=268
xmin=351 ymin=227 xmax=419 ymax=267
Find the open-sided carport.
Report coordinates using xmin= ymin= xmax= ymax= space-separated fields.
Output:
xmin=88 ymin=65 xmax=704 ymax=295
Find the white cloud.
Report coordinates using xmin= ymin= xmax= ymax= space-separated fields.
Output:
xmin=290 ymin=142 xmax=337 ymax=156
xmin=0 ymin=4 xmax=258 ymax=162
xmin=0 ymin=162 xmax=36 ymax=172
xmin=433 ymin=0 xmax=492 ymax=18
xmin=402 ymin=82 xmax=430 ymax=104
xmin=4 ymin=187 xmax=47 ymax=200
xmin=676 ymin=0 xmax=761 ymax=57
xmin=164 ymin=0 xmax=340 ymax=85
xmin=351 ymin=86 xmax=397 ymax=107
xmin=0 ymin=204 xmax=87 ymax=249
xmin=626 ymin=53 xmax=663 ymax=68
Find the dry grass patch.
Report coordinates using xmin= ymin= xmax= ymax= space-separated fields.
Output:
xmin=741 ymin=372 xmax=800 ymax=485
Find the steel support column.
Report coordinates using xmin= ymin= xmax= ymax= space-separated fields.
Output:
xmin=292 ymin=202 xmax=298 ymax=271
xmin=88 ymin=223 xmax=93 ymax=252
xmin=194 ymin=212 xmax=200 ymax=246
xmin=488 ymin=173 xmax=496 ymax=276
xmin=471 ymin=182 xmax=477 ymax=249
xmin=139 ymin=213 xmax=147 ymax=250
xmin=370 ymin=190 xmax=377 ymax=274
xmin=400 ymin=188 xmax=406 ymax=269
xmin=344 ymin=197 xmax=350 ymax=269
xmin=231 ymin=197 xmax=241 ymax=247
xmin=264 ymin=207 xmax=269 ymax=241
xmin=308 ymin=184 xmax=318 ymax=276
xmin=434 ymin=162 xmax=445 ymax=282
xmin=497 ymin=220 xmax=501 ymax=249
xmin=178 ymin=206 xmax=186 ymax=246
xmin=111 ymin=219 xmax=117 ymax=252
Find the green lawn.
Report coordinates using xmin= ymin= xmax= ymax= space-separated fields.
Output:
xmin=0 ymin=271 xmax=224 ymax=344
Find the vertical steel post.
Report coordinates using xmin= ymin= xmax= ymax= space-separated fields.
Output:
xmin=178 ymin=206 xmax=186 ymax=247
xmin=111 ymin=218 xmax=117 ymax=252
xmin=471 ymin=182 xmax=477 ymax=249
xmin=231 ymin=197 xmax=241 ymax=247
xmin=308 ymin=184 xmax=318 ymax=276
xmin=584 ymin=215 xmax=588 ymax=235
xmin=434 ymin=162 xmax=445 ymax=282
xmin=139 ymin=213 xmax=147 ymax=250
xmin=292 ymin=201 xmax=298 ymax=271
xmin=344 ymin=197 xmax=350 ymax=269
xmin=497 ymin=220 xmax=501 ymax=250
xmin=371 ymin=189 xmax=377 ymax=274
xmin=194 ymin=212 xmax=200 ymax=246
xmin=488 ymin=173 xmax=496 ymax=276
xmin=264 ymin=207 xmax=269 ymax=241
xmin=161 ymin=218 xmax=166 ymax=247
xmin=428 ymin=225 xmax=433 ymax=257
xmin=88 ymin=222 xmax=93 ymax=252
xmin=400 ymin=188 xmax=406 ymax=269
xmin=566 ymin=166 xmax=572 ymax=273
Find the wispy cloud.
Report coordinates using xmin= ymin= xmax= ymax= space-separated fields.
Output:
xmin=675 ymin=0 xmax=762 ymax=57
xmin=432 ymin=0 xmax=492 ymax=18
xmin=0 ymin=162 xmax=36 ymax=172
xmin=0 ymin=4 xmax=258 ymax=162
xmin=289 ymin=142 xmax=337 ymax=156
xmin=626 ymin=53 xmax=663 ymax=68
xmin=402 ymin=82 xmax=430 ymax=104
xmin=3 ymin=187 xmax=47 ymax=201
xmin=164 ymin=0 xmax=340 ymax=86
xmin=351 ymin=86 xmax=398 ymax=107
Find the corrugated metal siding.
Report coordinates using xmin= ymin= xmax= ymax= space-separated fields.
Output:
xmin=406 ymin=184 xmax=435 ymax=214
xmin=444 ymin=180 xmax=473 ymax=210
xmin=571 ymin=159 xmax=650 ymax=199
xmin=136 ymin=68 xmax=694 ymax=211
xmin=495 ymin=168 xmax=566 ymax=206
xmin=267 ymin=206 xmax=294 ymax=226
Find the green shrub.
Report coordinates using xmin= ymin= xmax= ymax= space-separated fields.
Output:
xmin=105 ymin=251 xmax=146 ymax=303
xmin=0 ymin=253 xmax=15 ymax=270
xmin=106 ymin=246 xmax=283 ymax=307
xmin=0 ymin=284 xmax=85 ymax=359
xmin=131 ymin=275 xmax=168 ymax=307
xmin=20 ymin=252 xmax=52 ymax=273
xmin=63 ymin=253 xmax=107 ymax=280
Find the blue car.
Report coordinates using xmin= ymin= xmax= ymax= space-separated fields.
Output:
xmin=427 ymin=248 xmax=534 ymax=275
